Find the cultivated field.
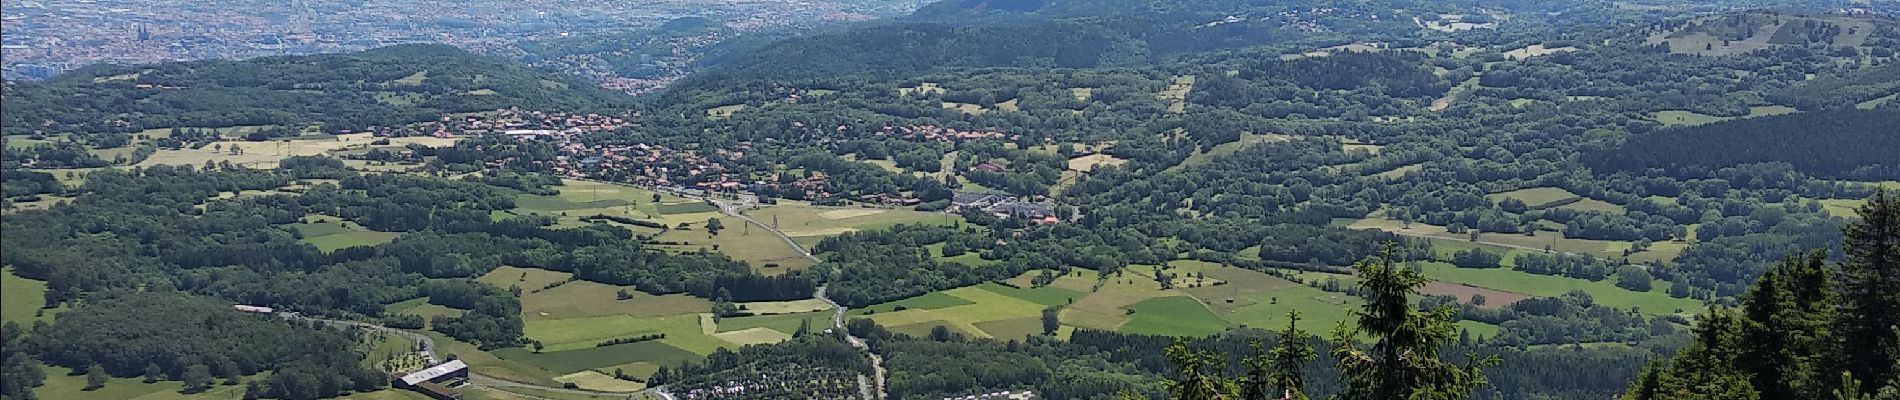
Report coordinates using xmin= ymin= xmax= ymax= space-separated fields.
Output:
xmin=137 ymin=133 xmax=459 ymax=169
xmin=849 ymin=280 xmax=1090 ymax=341
xmin=1181 ymin=265 xmax=1357 ymax=335
xmin=744 ymin=205 xmax=951 ymax=240
xmin=650 ymin=215 xmax=818 ymax=274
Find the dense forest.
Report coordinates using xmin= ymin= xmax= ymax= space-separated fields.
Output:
xmin=1587 ymin=110 xmax=1900 ymax=180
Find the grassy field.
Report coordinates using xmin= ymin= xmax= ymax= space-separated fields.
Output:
xmin=1071 ymin=87 xmax=1093 ymax=102
xmin=1173 ymin=133 xmax=1295 ymax=171
xmin=494 ymin=340 xmax=701 ymax=375
xmin=650 ymin=215 xmax=817 ymax=274
xmin=1121 ymin=296 xmax=1234 ymax=337
xmin=1653 ymin=105 xmax=1796 ymax=127
xmin=743 ymin=205 xmax=954 ymax=248
xmin=475 ymin=266 xmax=713 ymax=321
xmin=31 ymin=363 xmax=262 ymax=400
xmin=854 ymin=291 xmax=975 ymax=314
xmin=898 ymin=82 xmax=945 ymax=96
xmin=1413 ymin=261 xmax=1703 ymax=315
xmin=1501 ymin=44 xmax=1578 ymax=60
xmin=385 ymin=298 xmax=467 ymax=329
xmin=287 ymin=218 xmax=400 ymax=252
xmin=1458 ymin=320 xmax=1502 ymax=339
xmin=715 ymin=310 xmax=831 ymax=336
xmin=524 ymin=313 xmax=731 ymax=354
xmin=554 ymin=371 xmax=645 ymax=393
xmin=1180 ymin=265 xmax=1358 ymax=334
xmin=360 ymin=329 xmax=423 ymax=371
xmin=1858 ymin=93 xmax=1899 ymax=109
xmin=508 ymin=179 xmax=712 ymax=229
xmin=706 ymin=104 xmax=747 ymax=119
xmin=1429 ymin=77 xmax=1481 ymax=112
xmin=1487 ymin=187 xmax=1580 ymax=208
xmin=137 ymin=133 xmax=458 ymax=169
xmin=1066 ymin=154 xmax=1129 ymax=173
xmin=854 ymin=285 xmax=1050 ymax=340
xmin=734 ymin=298 xmax=832 ymax=315
xmin=1560 ymin=198 xmax=1627 ymax=213
xmin=2 ymin=267 xmax=50 ymax=326
xmin=927 ymin=243 xmax=996 ymax=267
xmin=942 ymin=102 xmax=989 ymax=115
xmin=1159 ymin=75 xmax=1195 ymax=113
xmin=1349 ymin=216 xmax=1668 ymax=261
xmin=974 ymin=282 xmax=1083 ymax=307
xmin=1370 ymin=163 xmax=1424 ymax=180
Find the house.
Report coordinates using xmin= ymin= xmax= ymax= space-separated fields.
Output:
xmin=973 ymin=163 xmax=1005 ymax=173
xmin=394 ymin=360 xmax=468 ymax=400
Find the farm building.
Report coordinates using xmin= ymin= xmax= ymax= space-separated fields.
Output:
xmin=393 ymin=360 xmax=468 ymax=400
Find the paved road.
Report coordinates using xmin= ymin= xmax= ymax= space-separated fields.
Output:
xmin=580 ymin=180 xmax=887 ymax=399
xmin=710 ymin=197 xmax=888 ymax=399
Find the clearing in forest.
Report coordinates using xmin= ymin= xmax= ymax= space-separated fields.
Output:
xmin=1502 ymin=44 xmax=1578 ymax=60
xmin=285 ymin=217 xmax=401 ymax=252
xmin=1066 ymin=153 xmax=1129 ymax=172
xmin=1070 ymin=87 xmax=1094 ymax=101
xmin=898 ymin=82 xmax=945 ymax=96
xmin=1487 ymin=187 xmax=1583 ymax=208
xmin=1 ymin=268 xmax=52 ymax=326
xmin=1429 ymin=77 xmax=1481 ymax=111
xmin=1652 ymin=106 xmax=1795 ymax=127
xmin=705 ymin=104 xmax=747 ymax=119
xmin=1159 ymin=75 xmax=1195 ymax=113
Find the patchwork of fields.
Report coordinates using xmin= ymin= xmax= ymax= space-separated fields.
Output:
xmin=388 ymin=265 xmax=839 ymax=390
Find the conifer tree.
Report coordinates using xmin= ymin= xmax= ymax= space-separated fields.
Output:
xmin=1264 ymin=311 xmax=1316 ymax=400
xmin=1161 ymin=341 xmax=1237 ymax=400
xmin=1839 ymin=190 xmax=1900 ymax=393
xmin=1651 ymin=308 xmax=1757 ymax=400
xmin=1330 ymin=244 xmax=1493 ymax=400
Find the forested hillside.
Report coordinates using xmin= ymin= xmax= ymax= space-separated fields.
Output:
xmin=1588 ymin=110 xmax=1900 ymax=180
xmin=0 ymin=44 xmax=632 ymax=136
xmin=4 ymin=0 xmax=1900 ymax=399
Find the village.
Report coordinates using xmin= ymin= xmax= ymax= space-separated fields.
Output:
xmin=379 ymin=107 xmax=1068 ymax=225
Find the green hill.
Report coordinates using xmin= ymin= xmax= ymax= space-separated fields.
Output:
xmin=1 ymin=44 xmax=633 ymax=136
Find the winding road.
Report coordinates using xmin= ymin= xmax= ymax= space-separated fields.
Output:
xmin=709 ymin=196 xmax=888 ymax=400
xmin=300 ymin=180 xmax=888 ymax=400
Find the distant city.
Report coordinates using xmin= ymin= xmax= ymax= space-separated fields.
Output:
xmin=0 ymin=0 xmax=924 ymax=81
